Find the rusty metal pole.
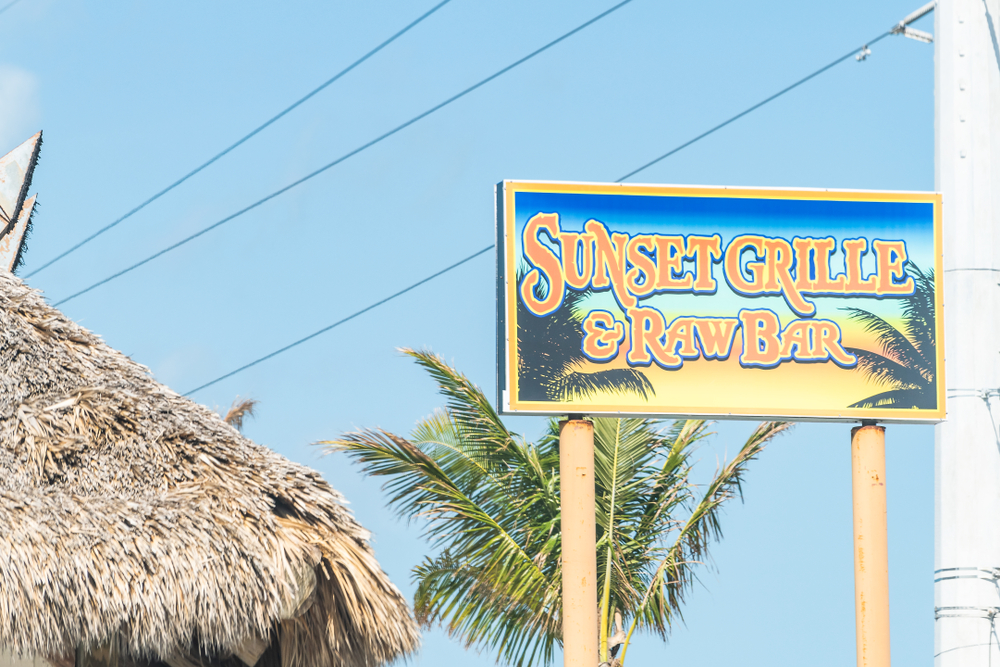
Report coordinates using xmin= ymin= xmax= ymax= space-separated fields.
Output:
xmin=851 ymin=423 xmax=890 ymax=667
xmin=559 ymin=418 xmax=597 ymax=667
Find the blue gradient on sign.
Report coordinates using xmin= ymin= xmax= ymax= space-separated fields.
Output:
xmin=513 ymin=190 xmax=936 ymax=272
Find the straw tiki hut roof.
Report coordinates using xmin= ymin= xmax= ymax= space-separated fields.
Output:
xmin=0 ymin=135 xmax=419 ymax=667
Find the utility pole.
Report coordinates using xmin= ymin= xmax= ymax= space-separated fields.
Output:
xmin=935 ymin=0 xmax=1000 ymax=662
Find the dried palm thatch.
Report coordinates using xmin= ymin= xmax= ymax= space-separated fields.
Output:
xmin=224 ymin=398 xmax=259 ymax=432
xmin=0 ymin=269 xmax=419 ymax=667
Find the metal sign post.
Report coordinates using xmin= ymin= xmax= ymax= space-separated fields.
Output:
xmin=559 ymin=418 xmax=597 ymax=667
xmin=851 ymin=423 xmax=890 ymax=667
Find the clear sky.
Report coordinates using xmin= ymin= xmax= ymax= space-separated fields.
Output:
xmin=3 ymin=0 xmax=935 ymax=664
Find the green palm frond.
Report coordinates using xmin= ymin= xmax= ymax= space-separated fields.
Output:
xmin=403 ymin=351 xmax=562 ymax=517
xmin=624 ymin=419 xmax=708 ymax=559
xmin=403 ymin=348 xmax=535 ymax=474
xmin=324 ymin=426 xmax=561 ymax=665
xmin=410 ymin=410 xmax=536 ymax=524
xmin=619 ymin=421 xmax=790 ymax=659
xmin=414 ymin=551 xmax=561 ymax=667
xmin=590 ymin=418 xmax=674 ymax=659
xmin=322 ymin=353 xmax=790 ymax=667
xmin=323 ymin=426 xmax=449 ymax=519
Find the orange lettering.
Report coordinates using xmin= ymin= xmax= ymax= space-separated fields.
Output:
xmin=776 ymin=319 xmax=857 ymax=365
xmin=558 ymin=232 xmax=594 ymax=290
xmin=725 ymin=236 xmax=767 ymax=295
xmin=520 ymin=213 xmax=565 ymax=316
xmin=817 ymin=321 xmax=857 ymax=367
xmin=625 ymin=235 xmax=658 ymax=298
xmin=653 ymin=235 xmax=691 ymax=290
xmin=664 ymin=317 xmax=700 ymax=358
xmin=843 ymin=238 xmax=878 ymax=294
xmin=586 ymin=220 xmax=636 ymax=308
xmin=626 ymin=307 xmax=681 ymax=368
xmin=797 ymin=237 xmax=846 ymax=293
xmin=739 ymin=309 xmax=782 ymax=367
xmin=694 ymin=318 xmax=741 ymax=359
xmin=686 ymin=235 xmax=722 ymax=292
xmin=581 ymin=310 xmax=625 ymax=361
xmin=779 ymin=320 xmax=821 ymax=360
xmin=873 ymin=240 xmax=914 ymax=295
xmin=763 ymin=237 xmax=814 ymax=316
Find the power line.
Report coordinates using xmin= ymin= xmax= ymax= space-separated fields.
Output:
xmin=183 ymin=244 xmax=493 ymax=396
xmin=0 ymin=0 xmax=22 ymax=16
xmin=26 ymin=0 xmax=454 ymax=279
xmin=182 ymin=29 xmax=901 ymax=396
xmin=617 ymin=30 xmax=893 ymax=182
xmin=52 ymin=0 xmax=636 ymax=307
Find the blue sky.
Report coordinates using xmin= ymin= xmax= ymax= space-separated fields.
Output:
xmin=3 ymin=1 xmax=935 ymax=665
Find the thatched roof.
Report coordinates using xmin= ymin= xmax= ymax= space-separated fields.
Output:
xmin=0 ymin=143 xmax=418 ymax=667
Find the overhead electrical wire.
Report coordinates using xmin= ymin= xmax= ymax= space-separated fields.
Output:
xmin=183 ymin=28 xmax=905 ymax=396
xmin=182 ymin=245 xmax=493 ymax=395
xmin=50 ymin=0 xmax=638 ymax=307
xmin=26 ymin=0 xmax=454 ymax=278
xmin=0 ymin=0 xmax=23 ymax=16
xmin=618 ymin=30 xmax=894 ymax=181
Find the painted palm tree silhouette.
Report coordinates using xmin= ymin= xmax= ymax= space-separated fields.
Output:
xmin=843 ymin=264 xmax=937 ymax=409
xmin=516 ymin=269 xmax=653 ymax=402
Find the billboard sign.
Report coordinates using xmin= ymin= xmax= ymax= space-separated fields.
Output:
xmin=496 ymin=181 xmax=944 ymax=423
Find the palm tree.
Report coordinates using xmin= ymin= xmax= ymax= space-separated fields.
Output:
xmin=844 ymin=264 xmax=937 ymax=409
xmin=516 ymin=269 xmax=653 ymax=402
xmin=322 ymin=348 xmax=788 ymax=667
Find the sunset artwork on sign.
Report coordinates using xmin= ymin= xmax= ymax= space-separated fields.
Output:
xmin=496 ymin=181 xmax=944 ymax=423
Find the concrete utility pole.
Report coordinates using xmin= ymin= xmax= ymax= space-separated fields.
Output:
xmin=935 ymin=0 xmax=1000 ymax=662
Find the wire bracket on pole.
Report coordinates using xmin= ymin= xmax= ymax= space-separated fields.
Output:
xmin=856 ymin=45 xmax=872 ymax=61
xmin=945 ymin=389 xmax=1000 ymax=453
xmin=891 ymin=20 xmax=934 ymax=43
xmin=935 ymin=566 xmax=1000 ymax=582
xmin=900 ymin=26 xmax=934 ymax=42
xmin=936 ymin=606 xmax=1000 ymax=620
xmin=891 ymin=1 xmax=936 ymax=42
xmin=986 ymin=391 xmax=1000 ymax=445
